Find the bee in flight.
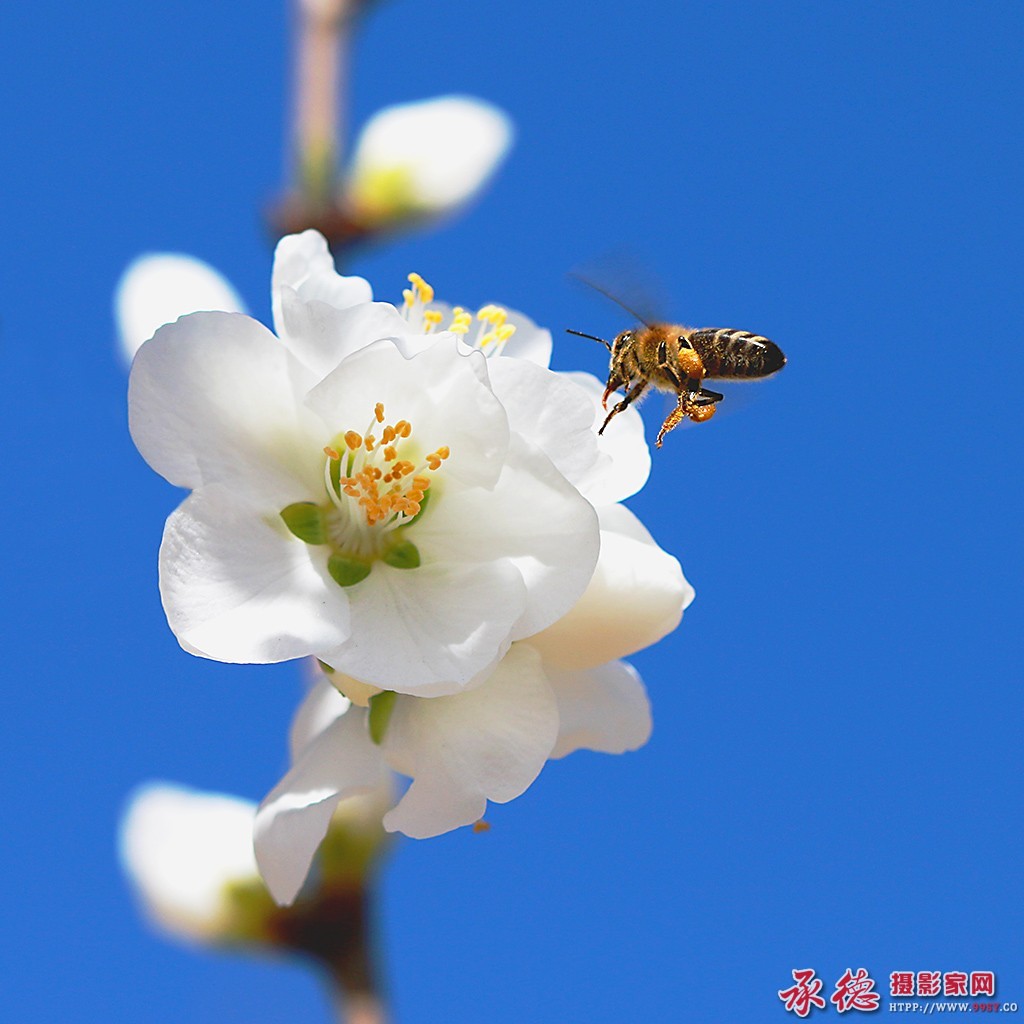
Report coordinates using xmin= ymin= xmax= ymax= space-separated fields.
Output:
xmin=568 ymin=282 xmax=786 ymax=448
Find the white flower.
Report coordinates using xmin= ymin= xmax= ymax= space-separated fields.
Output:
xmin=344 ymin=96 xmax=513 ymax=226
xmin=115 ymin=253 xmax=247 ymax=363
xmin=119 ymin=783 xmax=264 ymax=941
xmin=254 ymin=503 xmax=691 ymax=905
xmin=129 ymin=237 xmax=603 ymax=695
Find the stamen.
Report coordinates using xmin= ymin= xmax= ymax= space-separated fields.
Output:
xmin=449 ymin=307 xmax=472 ymax=335
xmin=407 ymin=272 xmax=434 ymax=304
xmin=423 ymin=309 xmax=443 ymax=333
xmin=319 ymin=402 xmax=450 ymax=542
xmin=477 ymin=304 xmax=507 ymax=328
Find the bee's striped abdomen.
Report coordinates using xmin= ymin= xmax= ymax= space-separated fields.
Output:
xmin=690 ymin=328 xmax=786 ymax=379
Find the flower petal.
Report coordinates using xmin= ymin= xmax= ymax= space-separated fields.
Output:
xmin=254 ymin=703 xmax=386 ymax=905
xmin=116 ymin=253 xmax=247 ymax=364
xmin=275 ymin=295 xmax=416 ymax=380
xmin=414 ymin=435 xmax=600 ymax=641
xmin=485 ymin=357 xmax=601 ymax=488
xmin=319 ymin=559 xmax=526 ymax=695
xmin=271 ymin=230 xmax=372 ymax=336
xmin=382 ymin=645 xmax=558 ymax=838
xmin=527 ymin=503 xmax=692 ymax=670
xmin=304 ymin=336 xmax=508 ymax=490
xmin=547 ymin=660 xmax=652 ymax=759
xmin=288 ymin=674 xmax=350 ymax=760
xmin=561 ymin=371 xmax=651 ymax=504
xmin=129 ymin=311 xmax=325 ymax=506
xmin=159 ymin=486 xmax=352 ymax=663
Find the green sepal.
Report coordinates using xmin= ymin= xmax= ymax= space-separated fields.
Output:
xmin=401 ymin=485 xmax=431 ymax=527
xmin=281 ymin=502 xmax=328 ymax=545
xmin=368 ymin=690 xmax=397 ymax=745
xmin=382 ymin=540 xmax=421 ymax=570
xmin=327 ymin=554 xmax=372 ymax=587
xmin=317 ymin=659 xmax=335 ymax=675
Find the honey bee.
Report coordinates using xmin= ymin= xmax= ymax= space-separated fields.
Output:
xmin=568 ymin=282 xmax=786 ymax=448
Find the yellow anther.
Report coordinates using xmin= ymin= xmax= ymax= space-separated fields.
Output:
xmin=407 ymin=272 xmax=434 ymax=304
xmin=479 ymin=322 xmax=517 ymax=348
xmin=365 ymin=435 xmax=376 ymax=451
xmin=344 ymin=431 xmax=363 ymax=450
xmin=374 ymin=403 xmax=385 ymax=423
xmin=449 ymin=306 xmax=473 ymax=335
xmin=423 ymin=309 xmax=443 ymax=333
xmin=413 ymin=475 xmax=431 ymax=490
xmin=382 ymin=426 xmax=396 ymax=444
xmin=384 ymin=445 xmax=397 ymax=461
xmin=477 ymin=304 xmax=507 ymax=327
xmin=402 ymin=288 xmax=415 ymax=307
xmin=396 ymin=420 xmax=412 ymax=438
xmin=324 ymin=446 xmax=341 ymax=461
xmin=407 ymin=489 xmax=424 ymax=503
xmin=435 ymin=446 xmax=451 ymax=460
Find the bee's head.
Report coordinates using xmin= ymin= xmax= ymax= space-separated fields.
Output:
xmin=612 ymin=329 xmax=635 ymax=356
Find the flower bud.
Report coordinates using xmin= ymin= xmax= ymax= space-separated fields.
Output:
xmin=344 ymin=96 xmax=513 ymax=227
xmin=119 ymin=784 xmax=269 ymax=944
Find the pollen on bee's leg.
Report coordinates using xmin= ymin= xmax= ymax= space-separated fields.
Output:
xmin=655 ymin=403 xmax=686 ymax=448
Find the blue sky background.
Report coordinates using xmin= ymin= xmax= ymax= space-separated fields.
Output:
xmin=3 ymin=1 xmax=1022 ymax=1019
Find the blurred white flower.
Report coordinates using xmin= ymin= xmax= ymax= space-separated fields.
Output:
xmin=344 ymin=96 xmax=513 ymax=226
xmin=115 ymin=253 xmax=247 ymax=363
xmin=119 ymin=783 xmax=263 ymax=942
xmin=129 ymin=238 xmax=602 ymax=694
xmin=255 ymin=504 xmax=691 ymax=904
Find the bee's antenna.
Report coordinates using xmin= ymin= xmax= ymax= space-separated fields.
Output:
xmin=568 ymin=271 xmax=655 ymax=328
xmin=566 ymin=328 xmax=611 ymax=351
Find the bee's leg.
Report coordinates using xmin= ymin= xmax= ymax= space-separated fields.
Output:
xmin=599 ymin=380 xmax=648 ymax=435
xmin=655 ymin=398 xmax=688 ymax=448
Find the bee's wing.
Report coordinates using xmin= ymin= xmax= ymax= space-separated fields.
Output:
xmin=569 ymin=250 xmax=667 ymax=327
